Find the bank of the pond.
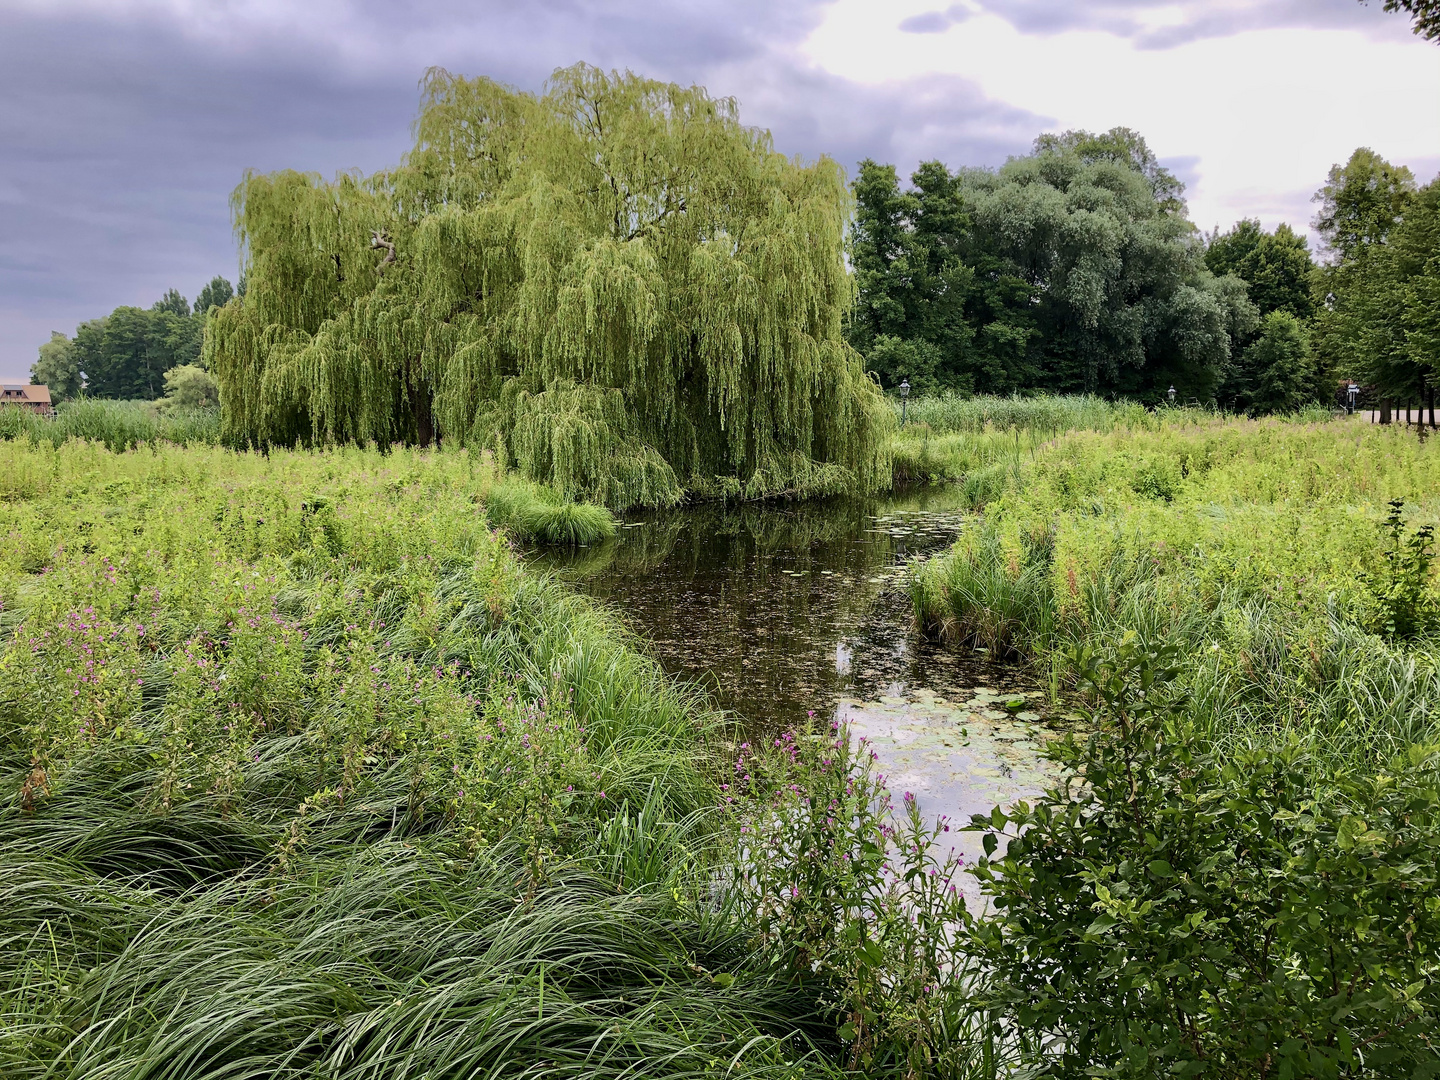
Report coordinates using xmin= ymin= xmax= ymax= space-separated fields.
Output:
xmin=912 ymin=414 xmax=1440 ymax=764
xmin=0 ymin=441 xmax=981 ymax=1080
xmin=910 ymin=414 xmax=1440 ymax=1074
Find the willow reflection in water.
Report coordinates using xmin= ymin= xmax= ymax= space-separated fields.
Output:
xmin=529 ymin=487 xmax=1069 ymax=887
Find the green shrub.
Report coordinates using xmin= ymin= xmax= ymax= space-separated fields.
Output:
xmin=969 ymin=638 xmax=1440 ymax=1078
xmin=1367 ymin=499 xmax=1439 ymax=641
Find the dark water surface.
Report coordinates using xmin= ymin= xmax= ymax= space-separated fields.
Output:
xmin=529 ymin=488 xmax=1067 ymax=890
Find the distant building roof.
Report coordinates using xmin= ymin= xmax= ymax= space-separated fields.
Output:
xmin=1 ymin=384 xmax=52 ymax=404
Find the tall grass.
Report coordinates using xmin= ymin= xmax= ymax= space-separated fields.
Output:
xmin=911 ymin=415 xmax=1440 ymax=766
xmin=0 ymin=398 xmax=222 ymax=451
xmin=887 ymin=394 xmax=1217 ymax=494
xmin=482 ymin=475 xmax=617 ymax=545
xmin=893 ymin=392 xmax=1148 ymax=436
xmin=0 ymin=441 xmax=992 ymax=1079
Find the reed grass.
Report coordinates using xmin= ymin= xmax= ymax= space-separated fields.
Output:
xmin=912 ymin=415 xmax=1440 ymax=766
xmin=0 ymin=439 xmax=993 ymax=1079
xmin=482 ymin=476 xmax=617 ymax=545
xmin=0 ymin=398 xmax=223 ymax=451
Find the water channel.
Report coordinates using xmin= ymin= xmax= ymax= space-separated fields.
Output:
xmin=528 ymin=487 xmax=1070 ymax=898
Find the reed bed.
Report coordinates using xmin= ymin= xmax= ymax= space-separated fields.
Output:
xmin=0 ymin=398 xmax=223 ymax=451
xmin=912 ymin=415 xmax=1440 ymax=765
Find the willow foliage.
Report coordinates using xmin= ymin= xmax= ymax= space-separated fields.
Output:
xmin=207 ymin=65 xmax=893 ymax=506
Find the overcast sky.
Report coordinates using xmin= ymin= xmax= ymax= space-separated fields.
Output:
xmin=2 ymin=0 xmax=1437 ymax=380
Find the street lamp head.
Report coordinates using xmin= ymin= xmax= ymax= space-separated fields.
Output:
xmin=1167 ymin=385 xmax=1176 ymax=404
xmin=899 ymin=379 xmax=910 ymax=398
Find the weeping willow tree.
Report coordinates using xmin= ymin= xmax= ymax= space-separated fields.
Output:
xmin=206 ymin=65 xmax=893 ymax=507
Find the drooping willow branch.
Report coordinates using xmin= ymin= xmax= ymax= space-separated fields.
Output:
xmin=206 ymin=64 xmax=894 ymax=507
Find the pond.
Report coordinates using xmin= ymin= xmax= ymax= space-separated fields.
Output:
xmin=529 ymin=486 xmax=1070 ymax=895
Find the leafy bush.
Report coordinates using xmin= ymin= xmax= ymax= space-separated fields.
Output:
xmin=1367 ymin=499 xmax=1439 ymax=641
xmin=158 ymin=363 xmax=220 ymax=411
xmin=969 ymin=637 xmax=1440 ymax=1078
xmin=725 ymin=720 xmax=988 ymax=1078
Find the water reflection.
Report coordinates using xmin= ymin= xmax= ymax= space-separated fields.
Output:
xmin=529 ymin=488 xmax=1068 ymax=883
xmin=527 ymin=487 xmax=1042 ymax=731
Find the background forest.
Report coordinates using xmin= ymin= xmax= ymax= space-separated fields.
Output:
xmin=32 ymin=131 xmax=1440 ymax=426
xmin=851 ymin=131 xmax=1440 ymax=416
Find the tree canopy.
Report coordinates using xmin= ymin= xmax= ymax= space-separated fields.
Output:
xmin=1204 ymin=219 xmax=1315 ymax=322
xmin=848 ymin=128 xmax=1254 ymax=403
xmin=1311 ymin=148 xmax=1435 ymax=406
xmin=206 ymin=65 xmax=893 ymax=507
xmin=30 ymin=332 xmax=81 ymax=403
xmin=34 ymin=279 xmax=236 ymax=402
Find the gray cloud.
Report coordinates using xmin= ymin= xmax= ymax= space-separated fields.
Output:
xmin=969 ymin=0 xmax=1414 ymax=48
xmin=0 ymin=0 xmax=1422 ymax=378
xmin=900 ymin=6 xmax=973 ymax=34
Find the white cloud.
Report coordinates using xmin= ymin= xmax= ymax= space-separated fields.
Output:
xmin=802 ymin=0 xmax=1440 ymax=237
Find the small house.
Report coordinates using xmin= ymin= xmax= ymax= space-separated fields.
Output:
xmin=0 ymin=385 xmax=54 ymax=416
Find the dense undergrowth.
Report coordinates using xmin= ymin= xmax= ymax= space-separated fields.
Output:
xmin=0 ymin=441 xmax=979 ymax=1079
xmin=912 ymin=415 xmax=1440 ymax=763
xmin=912 ymin=415 xmax=1440 ymax=1075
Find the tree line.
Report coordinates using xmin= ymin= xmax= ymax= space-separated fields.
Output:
xmin=31 ymin=277 xmax=235 ymax=404
xmin=850 ymin=133 xmax=1439 ymax=416
xmin=28 ymin=67 xmax=1437 ymax=428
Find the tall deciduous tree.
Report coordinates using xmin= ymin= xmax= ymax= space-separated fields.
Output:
xmin=1311 ymin=149 xmax=1427 ymax=408
xmin=1204 ymin=220 xmax=1316 ymax=321
xmin=207 ymin=65 xmax=892 ymax=506
xmin=194 ymin=276 xmax=235 ymax=316
xmin=848 ymin=129 xmax=1253 ymax=402
xmin=31 ymin=331 xmax=81 ymax=402
xmin=1236 ymin=311 xmax=1315 ymax=415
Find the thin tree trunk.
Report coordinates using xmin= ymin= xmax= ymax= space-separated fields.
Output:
xmin=1429 ymin=385 xmax=1436 ymax=430
xmin=1380 ymin=400 xmax=1392 ymax=425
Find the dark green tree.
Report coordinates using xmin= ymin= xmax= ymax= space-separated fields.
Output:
xmin=849 ymin=129 xmax=1252 ymax=401
xmin=1235 ymin=311 xmax=1315 ymax=414
xmin=194 ymin=276 xmax=235 ymax=316
xmin=1204 ymin=219 xmax=1316 ymax=321
xmin=73 ymin=304 xmax=202 ymax=400
xmin=152 ymin=288 xmax=191 ymax=318
xmin=1391 ymin=179 xmax=1440 ymax=394
xmin=1311 ymin=149 xmax=1426 ymax=409
xmin=1313 ymin=148 xmax=1416 ymax=262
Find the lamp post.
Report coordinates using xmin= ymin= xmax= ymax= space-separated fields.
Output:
xmin=899 ymin=379 xmax=910 ymax=426
xmin=1167 ymin=385 xmax=1176 ymax=407
xmin=1347 ymin=382 xmax=1359 ymax=415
